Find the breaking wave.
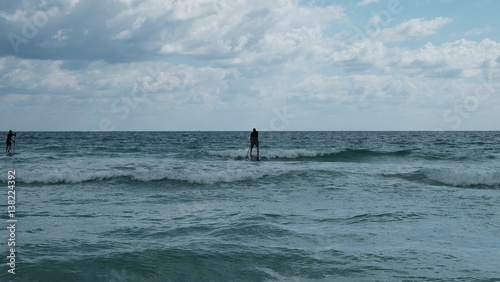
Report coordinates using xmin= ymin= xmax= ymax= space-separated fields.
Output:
xmin=15 ymin=166 xmax=289 ymax=186
xmin=421 ymin=168 xmax=500 ymax=188
xmin=388 ymin=168 xmax=500 ymax=189
xmin=209 ymin=148 xmax=412 ymax=162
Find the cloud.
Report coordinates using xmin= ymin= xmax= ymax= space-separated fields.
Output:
xmin=0 ymin=0 xmax=345 ymax=65
xmin=38 ymin=29 xmax=72 ymax=48
xmin=0 ymin=9 xmax=28 ymax=22
xmin=357 ymin=0 xmax=380 ymax=6
xmin=330 ymin=37 xmax=500 ymax=80
xmin=1 ymin=1 xmax=499 ymax=130
xmin=395 ymin=39 xmax=500 ymax=77
xmin=155 ymin=0 xmax=345 ymax=66
xmin=374 ymin=17 xmax=452 ymax=42
xmin=0 ymin=57 xmax=237 ymax=102
xmin=0 ymin=56 xmax=244 ymax=130
xmin=464 ymin=27 xmax=492 ymax=37
xmin=330 ymin=40 xmax=389 ymax=72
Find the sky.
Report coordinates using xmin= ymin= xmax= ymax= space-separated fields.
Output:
xmin=1 ymin=0 xmax=499 ymax=131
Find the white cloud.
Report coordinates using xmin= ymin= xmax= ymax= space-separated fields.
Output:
xmin=1 ymin=1 xmax=499 ymax=130
xmin=394 ymin=39 xmax=500 ymax=76
xmin=330 ymin=40 xmax=389 ymax=72
xmin=0 ymin=9 xmax=28 ymax=22
xmin=464 ymin=27 xmax=492 ymax=37
xmin=38 ymin=29 xmax=72 ymax=48
xmin=0 ymin=57 xmax=239 ymax=111
xmin=374 ymin=17 xmax=452 ymax=42
xmin=358 ymin=0 xmax=380 ymax=6
xmin=154 ymin=0 xmax=345 ymax=64
xmin=331 ymin=37 xmax=500 ymax=78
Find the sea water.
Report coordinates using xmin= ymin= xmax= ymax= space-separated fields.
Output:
xmin=0 ymin=131 xmax=499 ymax=281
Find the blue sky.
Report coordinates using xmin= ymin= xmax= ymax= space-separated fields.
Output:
xmin=1 ymin=0 xmax=499 ymax=131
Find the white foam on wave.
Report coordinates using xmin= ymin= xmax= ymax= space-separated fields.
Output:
xmin=17 ymin=162 xmax=290 ymax=185
xmin=207 ymin=149 xmax=248 ymax=158
xmin=262 ymin=148 xmax=328 ymax=159
xmin=132 ymin=166 xmax=282 ymax=185
xmin=423 ymin=168 xmax=500 ymax=187
xmin=19 ymin=169 xmax=128 ymax=184
xmin=208 ymin=148 xmax=332 ymax=159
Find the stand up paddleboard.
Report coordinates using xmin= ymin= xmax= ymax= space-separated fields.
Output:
xmin=248 ymin=155 xmax=260 ymax=161
xmin=245 ymin=146 xmax=260 ymax=161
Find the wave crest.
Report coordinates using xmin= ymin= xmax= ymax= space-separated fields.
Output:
xmin=17 ymin=167 xmax=283 ymax=186
xmin=422 ymin=168 xmax=500 ymax=188
xmin=388 ymin=167 xmax=500 ymax=189
xmin=209 ymin=148 xmax=411 ymax=162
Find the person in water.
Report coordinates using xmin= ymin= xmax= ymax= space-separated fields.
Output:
xmin=249 ymin=128 xmax=259 ymax=158
xmin=6 ymin=130 xmax=16 ymax=153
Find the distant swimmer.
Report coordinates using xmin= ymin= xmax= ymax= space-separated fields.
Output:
xmin=5 ymin=130 xmax=16 ymax=153
xmin=249 ymin=128 xmax=259 ymax=158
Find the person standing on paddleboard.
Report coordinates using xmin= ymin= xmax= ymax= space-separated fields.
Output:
xmin=6 ymin=130 xmax=16 ymax=153
xmin=249 ymin=128 xmax=259 ymax=158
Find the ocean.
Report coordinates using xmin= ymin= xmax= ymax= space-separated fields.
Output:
xmin=1 ymin=131 xmax=499 ymax=281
